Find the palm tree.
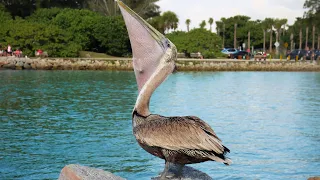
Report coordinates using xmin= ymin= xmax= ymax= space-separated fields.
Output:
xmin=273 ymin=18 xmax=287 ymax=43
xmin=290 ymin=33 xmax=294 ymax=51
xmin=307 ymin=15 xmax=317 ymax=50
xmin=234 ymin=23 xmax=237 ymax=49
xmin=222 ymin=18 xmax=226 ymax=48
xmin=148 ymin=16 xmax=164 ymax=33
xmin=246 ymin=21 xmax=254 ymax=52
xmin=282 ymin=22 xmax=288 ymax=36
xmin=216 ymin=19 xmax=226 ymax=48
xmin=273 ymin=18 xmax=287 ymax=56
xmin=216 ymin=21 xmax=222 ymax=34
xmin=185 ymin=19 xmax=191 ymax=32
xmin=199 ymin=20 xmax=206 ymax=29
xmin=318 ymin=35 xmax=320 ymax=50
xmin=305 ymin=26 xmax=309 ymax=49
xmin=162 ymin=11 xmax=179 ymax=33
xmin=88 ymin=0 xmax=160 ymax=18
xmin=208 ymin=18 xmax=214 ymax=32
xmin=36 ymin=0 xmax=41 ymax=9
xmin=312 ymin=24 xmax=315 ymax=50
xmin=264 ymin=18 xmax=274 ymax=53
xmin=280 ymin=19 xmax=288 ymax=40
xmin=261 ymin=20 xmax=270 ymax=52
xmin=295 ymin=18 xmax=304 ymax=49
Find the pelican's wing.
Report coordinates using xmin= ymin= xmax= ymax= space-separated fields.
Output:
xmin=117 ymin=1 xmax=168 ymax=92
xmin=134 ymin=115 xmax=229 ymax=155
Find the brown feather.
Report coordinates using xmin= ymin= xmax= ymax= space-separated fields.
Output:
xmin=133 ymin=113 xmax=231 ymax=165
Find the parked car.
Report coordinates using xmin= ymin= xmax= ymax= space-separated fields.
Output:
xmin=231 ymin=51 xmax=251 ymax=59
xmin=286 ymin=49 xmax=308 ymax=60
xmin=315 ymin=50 xmax=320 ymax=60
xmin=306 ymin=50 xmax=320 ymax=60
xmin=221 ymin=48 xmax=238 ymax=55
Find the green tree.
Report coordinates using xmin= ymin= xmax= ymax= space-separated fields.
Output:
xmin=87 ymin=0 xmax=160 ymax=19
xmin=199 ymin=20 xmax=206 ymax=29
xmin=264 ymin=18 xmax=274 ymax=52
xmin=261 ymin=20 xmax=270 ymax=52
xmin=208 ymin=18 xmax=214 ymax=32
xmin=273 ymin=18 xmax=287 ymax=43
xmin=273 ymin=18 xmax=287 ymax=55
xmin=303 ymin=0 xmax=320 ymax=16
xmin=185 ymin=19 xmax=191 ymax=32
xmin=166 ymin=28 xmax=222 ymax=58
xmin=216 ymin=18 xmax=226 ymax=48
xmin=148 ymin=16 xmax=165 ymax=34
xmin=148 ymin=11 xmax=178 ymax=34
xmin=0 ymin=0 xmax=87 ymax=17
xmin=303 ymin=0 xmax=320 ymax=49
xmin=162 ymin=11 xmax=179 ymax=33
xmin=2 ymin=18 xmax=81 ymax=57
xmin=26 ymin=8 xmax=63 ymax=24
xmin=92 ymin=16 xmax=130 ymax=56
xmin=0 ymin=7 xmax=131 ymax=57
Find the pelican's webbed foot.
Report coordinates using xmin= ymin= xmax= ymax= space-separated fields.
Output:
xmin=156 ymin=162 xmax=184 ymax=180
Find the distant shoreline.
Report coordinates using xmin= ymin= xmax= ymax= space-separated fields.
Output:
xmin=1 ymin=57 xmax=320 ymax=71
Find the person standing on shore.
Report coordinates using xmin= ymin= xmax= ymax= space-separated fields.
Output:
xmin=7 ymin=44 xmax=12 ymax=56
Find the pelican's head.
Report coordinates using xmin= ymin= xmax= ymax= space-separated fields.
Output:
xmin=117 ymin=0 xmax=177 ymax=92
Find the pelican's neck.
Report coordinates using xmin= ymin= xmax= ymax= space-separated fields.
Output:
xmin=134 ymin=66 xmax=168 ymax=116
xmin=134 ymin=52 xmax=175 ymax=117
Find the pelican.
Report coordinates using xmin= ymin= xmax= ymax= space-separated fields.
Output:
xmin=117 ymin=1 xmax=231 ymax=179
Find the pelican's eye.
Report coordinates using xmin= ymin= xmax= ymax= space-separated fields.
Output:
xmin=167 ymin=42 xmax=171 ymax=48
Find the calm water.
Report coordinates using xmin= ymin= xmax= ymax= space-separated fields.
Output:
xmin=0 ymin=70 xmax=319 ymax=180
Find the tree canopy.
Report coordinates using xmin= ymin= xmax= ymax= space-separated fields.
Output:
xmin=0 ymin=8 xmax=130 ymax=57
xmin=166 ymin=28 xmax=222 ymax=58
xmin=0 ymin=0 xmax=319 ymax=58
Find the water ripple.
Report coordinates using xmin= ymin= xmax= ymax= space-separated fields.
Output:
xmin=0 ymin=71 xmax=319 ymax=180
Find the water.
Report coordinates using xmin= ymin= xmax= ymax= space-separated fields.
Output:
xmin=0 ymin=70 xmax=319 ymax=180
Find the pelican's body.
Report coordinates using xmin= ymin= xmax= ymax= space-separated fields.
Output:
xmin=117 ymin=1 xmax=231 ymax=178
xmin=133 ymin=113 xmax=230 ymax=165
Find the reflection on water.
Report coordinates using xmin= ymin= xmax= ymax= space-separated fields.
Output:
xmin=0 ymin=71 xmax=319 ymax=180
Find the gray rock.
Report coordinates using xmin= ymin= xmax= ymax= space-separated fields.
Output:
xmin=151 ymin=164 xmax=212 ymax=180
xmin=3 ymin=63 xmax=16 ymax=69
xmin=24 ymin=63 xmax=32 ymax=69
xmin=58 ymin=164 xmax=125 ymax=180
xmin=16 ymin=61 xmax=24 ymax=67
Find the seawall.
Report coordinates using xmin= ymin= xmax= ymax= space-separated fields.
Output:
xmin=1 ymin=57 xmax=320 ymax=71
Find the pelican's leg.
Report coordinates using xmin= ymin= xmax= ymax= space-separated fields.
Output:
xmin=159 ymin=161 xmax=170 ymax=179
xmin=173 ymin=164 xmax=184 ymax=179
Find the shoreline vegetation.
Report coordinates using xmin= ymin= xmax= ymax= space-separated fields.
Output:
xmin=1 ymin=0 xmax=319 ymax=59
xmin=1 ymin=57 xmax=319 ymax=72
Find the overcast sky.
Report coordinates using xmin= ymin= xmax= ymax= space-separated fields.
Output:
xmin=156 ymin=0 xmax=306 ymax=32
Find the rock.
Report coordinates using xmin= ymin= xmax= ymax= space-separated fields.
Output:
xmin=58 ymin=164 xmax=213 ymax=180
xmin=151 ymin=164 xmax=212 ymax=180
xmin=16 ymin=61 xmax=24 ymax=69
xmin=308 ymin=177 xmax=320 ymax=180
xmin=24 ymin=63 xmax=32 ymax=69
xmin=3 ymin=63 xmax=16 ymax=69
xmin=58 ymin=164 xmax=125 ymax=180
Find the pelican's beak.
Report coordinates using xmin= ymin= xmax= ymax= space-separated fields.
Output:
xmin=116 ymin=0 xmax=167 ymax=51
xmin=117 ymin=0 xmax=176 ymax=92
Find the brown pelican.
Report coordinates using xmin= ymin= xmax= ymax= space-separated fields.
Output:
xmin=117 ymin=1 xmax=231 ymax=179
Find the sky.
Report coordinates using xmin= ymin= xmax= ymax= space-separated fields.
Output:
xmin=156 ymin=0 xmax=306 ymax=32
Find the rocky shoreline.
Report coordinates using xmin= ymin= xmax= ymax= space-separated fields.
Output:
xmin=57 ymin=164 xmax=319 ymax=180
xmin=58 ymin=164 xmax=214 ymax=180
xmin=1 ymin=57 xmax=320 ymax=71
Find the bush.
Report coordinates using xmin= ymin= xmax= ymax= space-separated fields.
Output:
xmin=167 ymin=28 xmax=222 ymax=58
xmin=0 ymin=7 xmax=131 ymax=57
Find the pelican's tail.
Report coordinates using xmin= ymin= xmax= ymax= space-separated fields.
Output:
xmin=207 ymin=145 xmax=232 ymax=165
xmin=223 ymin=158 xmax=232 ymax=166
